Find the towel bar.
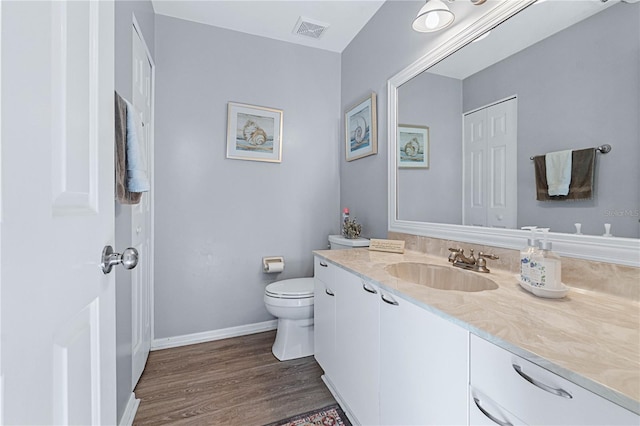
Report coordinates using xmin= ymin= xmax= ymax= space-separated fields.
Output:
xmin=529 ymin=144 xmax=611 ymax=160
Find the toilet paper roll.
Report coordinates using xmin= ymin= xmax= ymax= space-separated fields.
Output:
xmin=265 ymin=261 xmax=284 ymax=273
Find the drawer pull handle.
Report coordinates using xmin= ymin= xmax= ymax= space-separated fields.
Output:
xmin=319 ymin=262 xmax=328 ymax=267
xmin=512 ymin=364 xmax=572 ymax=399
xmin=362 ymin=282 xmax=378 ymax=294
xmin=473 ymin=397 xmax=513 ymax=426
xmin=325 ymin=289 xmax=335 ymax=297
xmin=381 ymin=293 xmax=399 ymax=306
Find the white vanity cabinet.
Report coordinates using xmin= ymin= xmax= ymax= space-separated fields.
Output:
xmin=379 ymin=291 xmax=469 ymax=425
xmin=470 ymin=334 xmax=639 ymax=425
xmin=314 ymin=258 xmax=639 ymax=426
xmin=332 ymin=266 xmax=380 ymax=426
xmin=313 ymin=257 xmax=336 ymax=375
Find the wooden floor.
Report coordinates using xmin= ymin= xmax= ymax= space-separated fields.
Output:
xmin=133 ymin=331 xmax=336 ymax=425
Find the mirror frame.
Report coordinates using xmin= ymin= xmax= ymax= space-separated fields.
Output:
xmin=387 ymin=0 xmax=639 ymax=267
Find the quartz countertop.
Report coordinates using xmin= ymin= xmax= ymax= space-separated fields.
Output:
xmin=313 ymin=248 xmax=640 ymax=415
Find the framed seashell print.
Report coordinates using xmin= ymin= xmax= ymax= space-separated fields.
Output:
xmin=226 ymin=102 xmax=283 ymax=163
xmin=397 ymin=124 xmax=429 ymax=168
xmin=345 ymin=92 xmax=377 ymax=161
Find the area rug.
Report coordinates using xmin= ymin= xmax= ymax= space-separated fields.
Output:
xmin=264 ymin=404 xmax=352 ymax=426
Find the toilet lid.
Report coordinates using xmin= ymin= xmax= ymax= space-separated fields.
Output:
xmin=266 ymin=278 xmax=314 ymax=299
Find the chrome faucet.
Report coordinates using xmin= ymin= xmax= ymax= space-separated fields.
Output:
xmin=448 ymin=248 xmax=499 ymax=273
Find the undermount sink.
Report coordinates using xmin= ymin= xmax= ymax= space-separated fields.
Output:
xmin=385 ymin=262 xmax=498 ymax=292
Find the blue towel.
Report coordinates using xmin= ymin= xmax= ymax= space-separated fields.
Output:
xmin=124 ymin=99 xmax=150 ymax=193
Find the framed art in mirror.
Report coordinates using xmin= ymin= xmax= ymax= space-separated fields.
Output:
xmin=226 ymin=102 xmax=283 ymax=163
xmin=398 ymin=124 xmax=429 ymax=169
xmin=345 ymin=92 xmax=377 ymax=161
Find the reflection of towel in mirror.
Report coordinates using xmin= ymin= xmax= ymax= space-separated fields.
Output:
xmin=545 ymin=149 xmax=572 ymax=196
xmin=124 ymin=99 xmax=150 ymax=193
xmin=115 ymin=92 xmax=142 ymax=204
xmin=534 ymin=148 xmax=596 ymax=201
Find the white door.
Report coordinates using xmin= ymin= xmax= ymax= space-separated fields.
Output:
xmin=463 ymin=109 xmax=489 ymax=227
xmin=485 ymin=99 xmax=518 ymax=229
xmin=463 ymin=97 xmax=517 ymax=228
xmin=1 ymin=1 xmax=118 ymax=424
xmin=131 ymin=24 xmax=153 ymax=389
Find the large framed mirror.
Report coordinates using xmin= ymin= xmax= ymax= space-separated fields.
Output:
xmin=388 ymin=0 xmax=639 ymax=266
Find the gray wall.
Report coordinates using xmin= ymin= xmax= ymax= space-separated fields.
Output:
xmin=397 ymin=72 xmax=462 ymax=223
xmin=153 ymin=15 xmax=341 ymax=339
xmin=114 ymin=0 xmax=155 ymax=422
xmin=340 ymin=0 xmax=479 ymax=238
xmin=463 ymin=2 xmax=639 ymax=237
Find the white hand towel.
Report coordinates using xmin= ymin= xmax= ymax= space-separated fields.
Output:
xmin=545 ymin=149 xmax=572 ymax=196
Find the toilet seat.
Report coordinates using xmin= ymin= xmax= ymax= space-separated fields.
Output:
xmin=265 ymin=278 xmax=314 ymax=299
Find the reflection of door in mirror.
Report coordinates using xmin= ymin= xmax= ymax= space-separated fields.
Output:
xmin=463 ymin=97 xmax=517 ymax=228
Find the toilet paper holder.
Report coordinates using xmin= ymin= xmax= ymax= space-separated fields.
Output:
xmin=263 ymin=256 xmax=285 ymax=273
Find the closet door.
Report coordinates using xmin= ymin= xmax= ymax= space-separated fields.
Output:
xmin=463 ymin=98 xmax=517 ymax=228
xmin=463 ymin=109 xmax=488 ymax=227
xmin=486 ymin=99 xmax=517 ymax=229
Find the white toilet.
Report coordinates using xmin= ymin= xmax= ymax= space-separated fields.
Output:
xmin=264 ymin=235 xmax=370 ymax=361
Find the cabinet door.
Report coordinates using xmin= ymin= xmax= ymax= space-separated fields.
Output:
xmin=380 ymin=291 xmax=469 ymax=426
xmin=334 ymin=268 xmax=380 ymax=426
xmin=313 ymin=261 xmax=335 ymax=375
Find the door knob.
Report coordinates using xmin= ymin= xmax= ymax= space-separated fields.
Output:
xmin=101 ymin=245 xmax=139 ymax=274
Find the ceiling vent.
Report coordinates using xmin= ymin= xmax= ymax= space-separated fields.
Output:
xmin=293 ymin=17 xmax=330 ymax=39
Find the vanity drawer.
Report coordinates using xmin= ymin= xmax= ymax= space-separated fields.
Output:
xmin=314 ymin=256 xmax=333 ymax=284
xmin=470 ymin=386 xmax=527 ymax=426
xmin=470 ymin=334 xmax=638 ymax=425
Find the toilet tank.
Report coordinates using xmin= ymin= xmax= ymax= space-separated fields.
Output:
xmin=328 ymin=235 xmax=370 ymax=250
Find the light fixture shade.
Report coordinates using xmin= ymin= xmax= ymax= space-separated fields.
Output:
xmin=412 ymin=0 xmax=455 ymax=33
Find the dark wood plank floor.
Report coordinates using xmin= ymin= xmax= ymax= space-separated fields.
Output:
xmin=133 ymin=330 xmax=335 ymax=425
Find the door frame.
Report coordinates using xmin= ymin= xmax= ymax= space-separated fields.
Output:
xmin=0 ymin=2 xmax=4 ymax=422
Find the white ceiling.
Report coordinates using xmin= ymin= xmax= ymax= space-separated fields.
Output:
xmin=151 ymin=0 xmax=387 ymax=53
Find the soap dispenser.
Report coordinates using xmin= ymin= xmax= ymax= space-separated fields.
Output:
xmin=520 ymin=226 xmax=538 ymax=284
xmin=530 ymin=228 xmax=562 ymax=290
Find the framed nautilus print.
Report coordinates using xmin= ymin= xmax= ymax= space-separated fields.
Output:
xmin=226 ymin=102 xmax=283 ymax=163
xmin=345 ymin=92 xmax=377 ymax=161
xmin=397 ymin=124 xmax=429 ymax=169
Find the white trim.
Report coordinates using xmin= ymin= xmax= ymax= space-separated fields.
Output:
xmin=388 ymin=0 xmax=640 ymax=268
xmin=0 ymin=2 xmax=4 ymax=423
xmin=463 ymin=94 xmax=517 ymax=116
xmin=118 ymin=393 xmax=140 ymax=426
xmin=151 ymin=320 xmax=278 ymax=351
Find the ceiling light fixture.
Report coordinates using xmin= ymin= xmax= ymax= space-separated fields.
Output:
xmin=412 ymin=0 xmax=455 ymax=33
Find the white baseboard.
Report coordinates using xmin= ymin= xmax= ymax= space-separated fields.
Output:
xmin=151 ymin=319 xmax=278 ymax=351
xmin=119 ymin=392 xmax=140 ymax=426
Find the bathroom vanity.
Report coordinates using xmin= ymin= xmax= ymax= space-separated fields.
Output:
xmin=313 ymin=249 xmax=639 ymax=426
